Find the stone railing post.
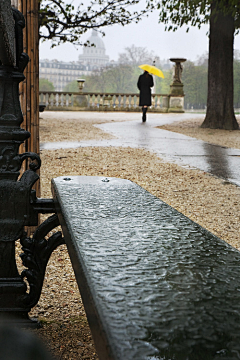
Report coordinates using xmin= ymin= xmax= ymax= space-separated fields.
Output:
xmin=162 ymin=96 xmax=170 ymax=112
xmin=168 ymin=58 xmax=186 ymax=113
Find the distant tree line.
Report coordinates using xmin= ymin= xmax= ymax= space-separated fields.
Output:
xmin=38 ymin=0 xmax=240 ymax=129
xmin=39 ymin=46 xmax=240 ymax=110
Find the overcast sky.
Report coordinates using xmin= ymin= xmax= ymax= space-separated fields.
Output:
xmin=40 ymin=9 xmax=240 ymax=64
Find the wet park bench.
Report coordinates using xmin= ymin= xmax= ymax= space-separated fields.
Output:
xmin=1 ymin=3 xmax=240 ymax=357
xmin=52 ymin=175 xmax=240 ymax=360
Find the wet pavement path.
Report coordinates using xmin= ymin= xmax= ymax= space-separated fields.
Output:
xmin=41 ymin=112 xmax=240 ymax=186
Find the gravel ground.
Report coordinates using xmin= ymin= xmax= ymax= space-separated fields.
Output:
xmin=20 ymin=112 xmax=240 ymax=359
xmin=157 ymin=116 xmax=240 ymax=149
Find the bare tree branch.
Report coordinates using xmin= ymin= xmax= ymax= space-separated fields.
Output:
xmin=39 ymin=0 xmax=152 ymax=47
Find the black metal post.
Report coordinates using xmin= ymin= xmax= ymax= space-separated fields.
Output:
xmin=0 ymin=7 xmax=64 ymax=326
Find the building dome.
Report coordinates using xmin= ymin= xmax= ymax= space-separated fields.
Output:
xmin=86 ymin=30 xmax=105 ymax=50
xmin=78 ymin=30 xmax=109 ymax=69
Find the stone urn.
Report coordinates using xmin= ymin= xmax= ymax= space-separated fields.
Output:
xmin=77 ymin=78 xmax=85 ymax=93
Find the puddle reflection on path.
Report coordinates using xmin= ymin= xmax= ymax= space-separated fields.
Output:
xmin=41 ymin=114 xmax=240 ymax=186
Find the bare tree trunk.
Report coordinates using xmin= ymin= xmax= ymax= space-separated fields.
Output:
xmin=201 ymin=2 xmax=239 ymax=130
xmin=12 ymin=0 xmax=40 ymax=234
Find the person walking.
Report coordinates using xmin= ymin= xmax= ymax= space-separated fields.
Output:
xmin=137 ymin=70 xmax=154 ymax=122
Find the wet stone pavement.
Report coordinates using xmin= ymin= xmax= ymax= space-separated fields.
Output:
xmin=41 ymin=112 xmax=240 ymax=186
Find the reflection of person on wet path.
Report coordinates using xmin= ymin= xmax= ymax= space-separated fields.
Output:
xmin=137 ymin=71 xmax=154 ymax=122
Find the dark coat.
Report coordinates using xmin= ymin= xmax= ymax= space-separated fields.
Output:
xmin=137 ymin=72 xmax=154 ymax=106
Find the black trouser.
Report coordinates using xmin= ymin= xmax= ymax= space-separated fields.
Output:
xmin=142 ymin=107 xmax=147 ymax=121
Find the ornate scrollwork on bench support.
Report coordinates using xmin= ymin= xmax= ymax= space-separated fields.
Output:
xmin=20 ymin=214 xmax=65 ymax=310
xmin=19 ymin=152 xmax=41 ymax=172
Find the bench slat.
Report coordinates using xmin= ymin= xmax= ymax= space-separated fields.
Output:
xmin=52 ymin=176 xmax=240 ymax=360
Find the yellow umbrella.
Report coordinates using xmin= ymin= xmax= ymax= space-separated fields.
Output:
xmin=138 ymin=64 xmax=164 ymax=78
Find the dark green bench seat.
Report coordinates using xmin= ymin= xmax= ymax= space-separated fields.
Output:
xmin=52 ymin=176 xmax=240 ymax=360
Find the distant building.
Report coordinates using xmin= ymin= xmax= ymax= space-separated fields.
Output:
xmin=39 ymin=30 xmax=110 ymax=91
xmin=78 ymin=30 xmax=109 ymax=67
xmin=39 ymin=59 xmax=89 ymax=91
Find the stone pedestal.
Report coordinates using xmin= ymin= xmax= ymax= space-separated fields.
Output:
xmin=168 ymin=58 xmax=186 ymax=112
xmin=170 ymin=83 xmax=184 ymax=96
xmin=169 ymin=96 xmax=185 ymax=113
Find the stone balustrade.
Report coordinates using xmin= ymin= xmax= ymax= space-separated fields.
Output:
xmin=39 ymin=91 xmax=184 ymax=113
